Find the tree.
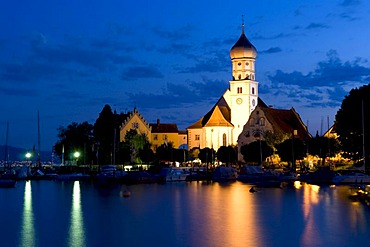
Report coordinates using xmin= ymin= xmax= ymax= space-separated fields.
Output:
xmin=240 ymin=140 xmax=273 ymax=165
xmin=276 ymin=138 xmax=305 ymax=170
xmin=54 ymin=121 xmax=94 ymax=165
xmin=120 ymin=129 xmax=152 ymax=164
xmin=335 ymin=84 xmax=370 ymax=163
xmin=216 ymin=146 xmax=237 ymax=165
xmin=93 ymin=105 xmax=116 ymax=165
xmin=155 ymin=142 xmax=175 ymax=162
xmin=198 ymin=148 xmax=215 ymax=164
xmin=264 ymin=130 xmax=290 ymax=152
xmin=307 ymin=135 xmax=340 ymax=166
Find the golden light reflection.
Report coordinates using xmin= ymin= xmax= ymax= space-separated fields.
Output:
xmin=294 ymin=181 xmax=302 ymax=189
xmin=68 ymin=181 xmax=85 ymax=247
xmin=185 ymin=182 xmax=265 ymax=246
xmin=300 ymin=184 xmax=323 ymax=246
xmin=20 ymin=181 xmax=36 ymax=247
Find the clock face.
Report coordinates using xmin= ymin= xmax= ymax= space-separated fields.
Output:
xmin=236 ymin=98 xmax=243 ymax=105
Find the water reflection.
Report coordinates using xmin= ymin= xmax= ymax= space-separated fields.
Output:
xmin=20 ymin=181 xmax=36 ymax=247
xmin=68 ymin=181 xmax=86 ymax=247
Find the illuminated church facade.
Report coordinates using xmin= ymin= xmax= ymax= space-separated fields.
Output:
xmin=187 ymin=24 xmax=259 ymax=151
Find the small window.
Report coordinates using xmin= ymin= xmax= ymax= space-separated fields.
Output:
xmin=162 ymin=134 xmax=168 ymax=140
xmin=237 ymin=87 xmax=242 ymax=94
xmin=223 ymin=133 xmax=227 ymax=146
xmin=238 ymin=74 xmax=241 ymax=80
xmin=252 ymin=87 xmax=255 ymax=94
xmin=238 ymin=62 xmax=241 ymax=66
xmin=246 ymin=62 xmax=249 ymax=66
xmin=260 ymin=117 xmax=265 ymax=126
xmin=154 ymin=134 xmax=158 ymax=140
xmin=132 ymin=122 xmax=139 ymax=129
xmin=195 ymin=135 xmax=200 ymax=141
xmin=250 ymin=118 xmax=255 ymax=126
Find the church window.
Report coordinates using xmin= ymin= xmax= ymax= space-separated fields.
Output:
xmin=195 ymin=135 xmax=200 ymax=141
xmin=223 ymin=133 xmax=227 ymax=146
xmin=245 ymin=74 xmax=249 ymax=79
xmin=238 ymin=62 xmax=241 ymax=66
xmin=238 ymin=74 xmax=241 ymax=80
xmin=154 ymin=134 xmax=158 ymax=140
xmin=252 ymin=87 xmax=255 ymax=94
xmin=246 ymin=62 xmax=249 ymax=66
xmin=237 ymin=87 xmax=242 ymax=94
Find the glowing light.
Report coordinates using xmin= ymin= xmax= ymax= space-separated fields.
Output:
xmin=20 ymin=181 xmax=36 ymax=246
xmin=68 ymin=181 xmax=85 ymax=246
xmin=73 ymin=152 xmax=80 ymax=158
xmin=25 ymin=152 xmax=32 ymax=159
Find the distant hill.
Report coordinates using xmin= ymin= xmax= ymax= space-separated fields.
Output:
xmin=0 ymin=145 xmax=55 ymax=162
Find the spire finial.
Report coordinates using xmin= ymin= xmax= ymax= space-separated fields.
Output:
xmin=242 ymin=15 xmax=245 ymax=34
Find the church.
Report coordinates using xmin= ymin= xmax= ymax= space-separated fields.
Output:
xmin=187 ymin=23 xmax=260 ymax=151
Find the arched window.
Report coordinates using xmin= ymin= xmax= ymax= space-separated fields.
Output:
xmin=260 ymin=117 xmax=265 ymax=126
xmin=223 ymin=133 xmax=227 ymax=146
xmin=250 ymin=118 xmax=255 ymax=126
xmin=252 ymin=87 xmax=255 ymax=94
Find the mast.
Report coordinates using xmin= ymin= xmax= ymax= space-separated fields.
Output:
xmin=37 ymin=111 xmax=41 ymax=168
xmin=362 ymin=99 xmax=366 ymax=172
xmin=4 ymin=121 xmax=9 ymax=165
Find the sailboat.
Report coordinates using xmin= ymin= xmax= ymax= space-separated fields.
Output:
xmin=0 ymin=121 xmax=16 ymax=188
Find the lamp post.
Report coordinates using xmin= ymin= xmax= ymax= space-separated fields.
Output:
xmin=25 ymin=152 xmax=32 ymax=166
xmin=74 ymin=151 xmax=80 ymax=166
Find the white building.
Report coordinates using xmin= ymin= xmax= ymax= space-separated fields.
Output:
xmin=187 ymin=23 xmax=259 ymax=151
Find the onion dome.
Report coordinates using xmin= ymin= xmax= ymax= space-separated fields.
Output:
xmin=230 ymin=24 xmax=257 ymax=59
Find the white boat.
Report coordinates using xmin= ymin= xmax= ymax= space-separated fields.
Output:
xmin=160 ymin=167 xmax=190 ymax=182
xmin=333 ymin=172 xmax=370 ymax=184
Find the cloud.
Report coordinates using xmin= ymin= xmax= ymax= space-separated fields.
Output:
xmin=265 ymin=50 xmax=370 ymax=108
xmin=305 ymin=23 xmax=329 ymax=30
xmin=121 ymin=66 xmax=164 ymax=80
xmin=259 ymin=47 xmax=282 ymax=54
xmin=126 ymin=78 xmax=228 ymax=109
xmin=340 ymin=0 xmax=361 ymax=7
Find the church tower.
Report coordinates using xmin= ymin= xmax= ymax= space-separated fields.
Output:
xmin=228 ymin=22 xmax=258 ymax=143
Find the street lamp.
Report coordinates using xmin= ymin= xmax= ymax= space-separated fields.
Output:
xmin=74 ymin=151 xmax=80 ymax=166
xmin=25 ymin=152 xmax=32 ymax=166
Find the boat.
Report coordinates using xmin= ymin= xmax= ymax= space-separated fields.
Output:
xmin=97 ymin=165 xmax=127 ymax=184
xmin=56 ymin=173 xmax=91 ymax=181
xmin=333 ymin=172 xmax=370 ymax=185
xmin=160 ymin=167 xmax=191 ymax=182
xmin=299 ymin=167 xmax=337 ymax=185
xmin=237 ymin=165 xmax=278 ymax=184
xmin=0 ymin=178 xmax=16 ymax=188
xmin=212 ymin=166 xmax=238 ymax=182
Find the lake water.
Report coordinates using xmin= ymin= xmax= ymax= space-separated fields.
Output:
xmin=1 ymin=180 xmax=370 ymax=247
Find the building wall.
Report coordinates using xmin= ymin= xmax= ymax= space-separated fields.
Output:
xmin=120 ymin=114 xmax=151 ymax=143
xmin=151 ymin=132 xmax=179 ymax=151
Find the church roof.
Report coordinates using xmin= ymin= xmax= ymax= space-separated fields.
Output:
xmin=187 ymin=96 xmax=232 ymax=129
xmin=262 ymin=107 xmax=311 ymax=140
xmin=230 ymin=25 xmax=257 ymax=59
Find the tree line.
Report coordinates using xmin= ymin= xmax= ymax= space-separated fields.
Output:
xmin=54 ymin=83 xmax=370 ymax=169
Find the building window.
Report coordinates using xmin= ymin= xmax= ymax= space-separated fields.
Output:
xmin=250 ymin=118 xmax=255 ymax=126
xmin=195 ymin=134 xmax=200 ymax=141
xmin=238 ymin=74 xmax=241 ymax=80
xmin=237 ymin=87 xmax=242 ymax=94
xmin=162 ymin=134 xmax=168 ymax=140
xmin=132 ymin=122 xmax=139 ymax=129
xmin=260 ymin=117 xmax=265 ymax=126
xmin=252 ymin=87 xmax=255 ymax=94
xmin=223 ymin=133 xmax=226 ymax=146
xmin=153 ymin=134 xmax=158 ymax=140
xmin=245 ymin=131 xmax=250 ymax=137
